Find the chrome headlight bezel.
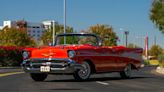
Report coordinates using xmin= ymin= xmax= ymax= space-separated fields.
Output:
xmin=23 ymin=51 xmax=29 ymax=59
xmin=68 ymin=50 xmax=76 ymax=58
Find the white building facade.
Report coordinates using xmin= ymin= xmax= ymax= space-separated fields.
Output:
xmin=0 ymin=20 xmax=17 ymax=30
xmin=0 ymin=26 xmax=3 ymax=30
xmin=42 ymin=20 xmax=53 ymax=30
xmin=3 ymin=20 xmax=17 ymax=28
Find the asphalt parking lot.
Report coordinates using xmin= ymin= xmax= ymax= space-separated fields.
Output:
xmin=0 ymin=66 xmax=164 ymax=92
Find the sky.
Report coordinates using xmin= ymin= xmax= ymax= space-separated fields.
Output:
xmin=0 ymin=0 xmax=164 ymax=48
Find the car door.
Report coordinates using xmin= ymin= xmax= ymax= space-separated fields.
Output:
xmin=94 ymin=46 xmax=117 ymax=72
xmin=112 ymin=48 xmax=126 ymax=71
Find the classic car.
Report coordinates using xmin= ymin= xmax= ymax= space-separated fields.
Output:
xmin=21 ymin=33 xmax=143 ymax=81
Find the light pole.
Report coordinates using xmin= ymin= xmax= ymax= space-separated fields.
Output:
xmin=52 ymin=20 xmax=55 ymax=46
xmin=64 ymin=0 xmax=66 ymax=44
xmin=119 ymin=28 xmax=125 ymax=45
xmin=144 ymin=36 xmax=149 ymax=60
xmin=124 ymin=31 xmax=129 ymax=47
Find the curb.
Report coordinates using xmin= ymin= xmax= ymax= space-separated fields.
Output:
xmin=156 ymin=66 xmax=164 ymax=74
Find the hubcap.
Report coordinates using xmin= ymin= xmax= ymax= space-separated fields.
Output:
xmin=125 ymin=65 xmax=131 ymax=77
xmin=78 ymin=62 xmax=91 ymax=79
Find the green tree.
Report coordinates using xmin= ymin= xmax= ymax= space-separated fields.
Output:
xmin=88 ymin=24 xmax=118 ymax=46
xmin=149 ymin=45 xmax=163 ymax=58
xmin=41 ymin=24 xmax=74 ymax=45
xmin=150 ymin=0 xmax=164 ymax=33
xmin=0 ymin=28 xmax=36 ymax=46
xmin=158 ymin=52 xmax=164 ymax=63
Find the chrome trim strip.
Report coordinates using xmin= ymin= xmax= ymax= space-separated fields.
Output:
xmin=76 ymin=52 xmax=143 ymax=62
xmin=21 ymin=58 xmax=83 ymax=74
xmin=22 ymin=64 xmax=83 ymax=74
xmin=24 ymin=58 xmax=76 ymax=64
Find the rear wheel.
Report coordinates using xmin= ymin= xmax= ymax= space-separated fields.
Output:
xmin=120 ymin=64 xmax=132 ymax=79
xmin=30 ymin=73 xmax=48 ymax=81
xmin=73 ymin=62 xmax=91 ymax=81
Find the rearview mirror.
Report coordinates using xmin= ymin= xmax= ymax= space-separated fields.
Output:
xmin=48 ymin=43 xmax=53 ymax=46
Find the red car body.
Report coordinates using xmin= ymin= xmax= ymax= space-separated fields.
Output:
xmin=22 ymin=33 xmax=143 ymax=81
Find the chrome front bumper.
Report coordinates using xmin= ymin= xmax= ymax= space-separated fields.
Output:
xmin=21 ymin=58 xmax=83 ymax=74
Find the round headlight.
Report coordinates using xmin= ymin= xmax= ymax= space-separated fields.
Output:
xmin=23 ymin=51 xmax=29 ymax=59
xmin=68 ymin=50 xmax=76 ymax=58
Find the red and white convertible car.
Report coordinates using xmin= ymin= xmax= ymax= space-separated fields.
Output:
xmin=22 ymin=33 xmax=143 ymax=81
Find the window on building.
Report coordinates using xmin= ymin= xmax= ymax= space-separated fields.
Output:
xmin=28 ymin=30 xmax=31 ymax=33
xmin=33 ymin=30 xmax=35 ymax=33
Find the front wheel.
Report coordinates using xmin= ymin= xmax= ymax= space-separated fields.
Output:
xmin=30 ymin=73 xmax=48 ymax=81
xmin=120 ymin=64 xmax=132 ymax=79
xmin=73 ymin=62 xmax=91 ymax=81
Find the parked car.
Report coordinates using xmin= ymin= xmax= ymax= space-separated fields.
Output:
xmin=21 ymin=33 xmax=143 ymax=81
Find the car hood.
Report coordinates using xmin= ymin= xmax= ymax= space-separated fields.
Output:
xmin=29 ymin=44 xmax=95 ymax=59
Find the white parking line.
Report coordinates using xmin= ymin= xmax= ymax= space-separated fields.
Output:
xmin=96 ymin=81 xmax=109 ymax=85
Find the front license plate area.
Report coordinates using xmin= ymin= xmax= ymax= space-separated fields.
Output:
xmin=40 ymin=66 xmax=50 ymax=72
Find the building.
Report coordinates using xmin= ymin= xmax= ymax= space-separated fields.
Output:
xmin=3 ymin=20 xmax=17 ymax=28
xmin=0 ymin=26 xmax=3 ymax=30
xmin=42 ymin=20 xmax=58 ymax=30
xmin=0 ymin=20 xmax=17 ymax=30
xmin=26 ymin=22 xmax=45 ymax=41
xmin=42 ymin=20 xmax=53 ymax=30
xmin=0 ymin=20 xmax=56 ymax=41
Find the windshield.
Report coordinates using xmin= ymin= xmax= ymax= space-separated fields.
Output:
xmin=55 ymin=34 xmax=99 ymax=46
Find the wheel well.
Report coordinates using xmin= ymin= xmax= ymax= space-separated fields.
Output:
xmin=84 ymin=59 xmax=96 ymax=73
xmin=130 ymin=63 xmax=137 ymax=69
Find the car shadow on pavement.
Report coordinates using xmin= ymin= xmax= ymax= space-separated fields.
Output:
xmin=45 ymin=76 xmax=153 ymax=82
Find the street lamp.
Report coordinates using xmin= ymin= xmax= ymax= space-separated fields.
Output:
xmin=124 ymin=31 xmax=129 ymax=47
xmin=64 ymin=0 xmax=66 ymax=44
xmin=52 ymin=20 xmax=55 ymax=45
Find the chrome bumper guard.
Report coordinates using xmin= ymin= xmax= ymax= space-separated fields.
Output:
xmin=21 ymin=58 xmax=83 ymax=74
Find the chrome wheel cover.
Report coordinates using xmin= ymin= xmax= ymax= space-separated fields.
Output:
xmin=124 ymin=64 xmax=131 ymax=77
xmin=78 ymin=62 xmax=91 ymax=79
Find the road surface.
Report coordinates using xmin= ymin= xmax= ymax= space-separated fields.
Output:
xmin=0 ymin=66 xmax=164 ymax=92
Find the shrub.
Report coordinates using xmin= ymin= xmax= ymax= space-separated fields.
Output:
xmin=144 ymin=59 xmax=150 ymax=65
xmin=149 ymin=45 xmax=163 ymax=59
xmin=158 ymin=52 xmax=164 ymax=64
xmin=0 ymin=46 xmax=24 ymax=67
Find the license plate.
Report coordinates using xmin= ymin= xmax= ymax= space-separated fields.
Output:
xmin=40 ymin=66 xmax=50 ymax=72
